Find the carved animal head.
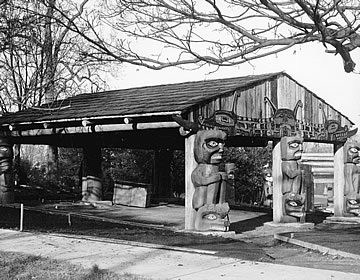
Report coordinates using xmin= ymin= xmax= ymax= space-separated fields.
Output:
xmin=264 ymin=97 xmax=303 ymax=126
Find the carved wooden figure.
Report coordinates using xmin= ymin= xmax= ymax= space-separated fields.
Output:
xmin=262 ymin=166 xmax=273 ymax=207
xmin=0 ymin=138 xmax=14 ymax=204
xmin=343 ymin=139 xmax=360 ymax=216
xmin=225 ymin=163 xmax=236 ymax=206
xmin=280 ymin=135 xmax=305 ymax=222
xmin=191 ymin=129 xmax=230 ymax=231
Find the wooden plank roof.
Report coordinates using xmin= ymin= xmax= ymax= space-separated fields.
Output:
xmin=0 ymin=71 xmax=354 ymax=129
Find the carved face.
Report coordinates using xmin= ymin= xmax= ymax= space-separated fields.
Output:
xmin=280 ymin=136 xmax=303 ymax=161
xmin=0 ymin=140 xmax=13 ymax=173
xmin=344 ymin=140 xmax=360 ymax=164
xmin=194 ymin=203 xmax=230 ymax=231
xmin=284 ymin=197 xmax=305 ymax=218
xmin=273 ymin=109 xmax=296 ymax=126
xmin=194 ymin=130 xmax=226 ymax=164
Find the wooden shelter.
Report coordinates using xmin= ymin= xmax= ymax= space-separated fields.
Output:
xmin=0 ymin=72 xmax=356 ymax=229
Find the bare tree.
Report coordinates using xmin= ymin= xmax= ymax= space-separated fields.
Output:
xmin=0 ymin=0 xmax=114 ymax=114
xmin=63 ymin=0 xmax=360 ymax=73
xmin=0 ymin=0 xmax=118 ymax=183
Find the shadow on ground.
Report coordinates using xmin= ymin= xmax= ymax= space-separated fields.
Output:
xmin=0 ymin=205 xmax=273 ymax=262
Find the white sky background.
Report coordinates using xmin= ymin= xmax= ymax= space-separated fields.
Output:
xmin=107 ymin=42 xmax=360 ymax=129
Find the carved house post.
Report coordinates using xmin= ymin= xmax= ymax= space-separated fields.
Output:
xmin=334 ymin=140 xmax=360 ymax=217
xmin=333 ymin=143 xmax=345 ymax=217
xmin=184 ymin=134 xmax=197 ymax=230
xmin=272 ymin=135 xmax=305 ymax=223
xmin=272 ymin=140 xmax=283 ymax=223
xmin=0 ymin=138 xmax=14 ymax=204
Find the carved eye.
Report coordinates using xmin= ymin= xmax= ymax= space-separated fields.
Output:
xmin=0 ymin=147 xmax=7 ymax=152
xmin=206 ymin=140 xmax=220 ymax=149
xmin=350 ymin=147 xmax=359 ymax=154
xmin=327 ymin=122 xmax=339 ymax=133
xmin=216 ymin=114 xmax=233 ymax=125
xmin=289 ymin=142 xmax=300 ymax=149
xmin=205 ymin=214 xmax=218 ymax=220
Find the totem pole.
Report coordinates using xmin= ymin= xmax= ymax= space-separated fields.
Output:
xmin=343 ymin=139 xmax=360 ymax=216
xmin=0 ymin=138 xmax=14 ymax=204
xmin=280 ymin=135 xmax=305 ymax=222
xmin=191 ymin=129 xmax=230 ymax=231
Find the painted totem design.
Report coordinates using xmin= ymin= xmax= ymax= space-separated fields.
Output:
xmin=343 ymin=139 xmax=360 ymax=216
xmin=191 ymin=129 xmax=230 ymax=231
xmin=0 ymin=138 xmax=14 ymax=204
xmin=280 ymin=135 xmax=305 ymax=222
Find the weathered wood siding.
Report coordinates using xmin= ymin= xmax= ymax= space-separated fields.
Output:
xmin=190 ymin=75 xmax=351 ymax=127
xmin=188 ymin=74 xmax=354 ymax=142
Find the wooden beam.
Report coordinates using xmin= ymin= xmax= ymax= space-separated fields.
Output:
xmin=185 ymin=134 xmax=197 ymax=230
xmin=333 ymin=143 xmax=345 ymax=217
xmin=9 ymin=121 xmax=180 ymax=137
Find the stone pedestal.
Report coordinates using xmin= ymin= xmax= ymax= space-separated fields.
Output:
xmin=326 ymin=216 xmax=360 ymax=224
xmin=264 ymin=221 xmax=314 ymax=230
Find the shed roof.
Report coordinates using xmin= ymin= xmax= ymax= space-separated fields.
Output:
xmin=0 ymin=72 xmax=285 ymax=126
xmin=0 ymin=71 xmax=354 ymax=129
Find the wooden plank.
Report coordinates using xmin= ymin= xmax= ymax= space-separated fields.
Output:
xmin=304 ymin=90 xmax=312 ymax=124
xmin=250 ymin=87 xmax=257 ymax=118
xmin=235 ymin=89 xmax=246 ymax=116
xmin=264 ymin=81 xmax=273 ymax=119
xmin=215 ymin=97 xmax=221 ymax=111
xmin=270 ymin=79 xmax=278 ymax=110
xmin=287 ymin=77 xmax=296 ymax=113
xmin=277 ymin=76 xmax=288 ymax=108
xmin=255 ymin=83 xmax=265 ymax=118
xmin=312 ymin=95 xmax=319 ymax=125
xmin=243 ymin=89 xmax=250 ymax=118
xmin=297 ymin=84 xmax=305 ymax=122
xmin=224 ymin=93 xmax=234 ymax=112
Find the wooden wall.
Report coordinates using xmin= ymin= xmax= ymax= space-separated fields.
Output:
xmin=188 ymin=74 xmax=354 ymax=143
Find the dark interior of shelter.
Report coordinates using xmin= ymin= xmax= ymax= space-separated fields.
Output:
xmin=14 ymin=145 xmax=272 ymax=206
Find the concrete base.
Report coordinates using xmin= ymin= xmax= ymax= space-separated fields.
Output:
xmin=326 ymin=216 xmax=360 ymax=224
xmin=180 ymin=230 xmax=237 ymax=239
xmin=264 ymin=221 xmax=314 ymax=230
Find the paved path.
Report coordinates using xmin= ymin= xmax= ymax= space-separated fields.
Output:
xmin=0 ymin=229 xmax=359 ymax=280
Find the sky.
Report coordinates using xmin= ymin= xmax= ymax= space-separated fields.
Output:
xmin=107 ymin=42 xmax=360 ymax=130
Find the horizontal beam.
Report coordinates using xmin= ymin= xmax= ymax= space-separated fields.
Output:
xmin=9 ymin=121 xmax=180 ymax=137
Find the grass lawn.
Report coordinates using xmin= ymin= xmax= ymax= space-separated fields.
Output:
xmin=0 ymin=251 xmax=147 ymax=280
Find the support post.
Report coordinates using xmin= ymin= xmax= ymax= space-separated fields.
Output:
xmin=45 ymin=145 xmax=58 ymax=183
xmin=272 ymin=140 xmax=282 ymax=223
xmin=153 ymin=148 xmax=173 ymax=200
xmin=82 ymin=143 xmax=103 ymax=202
xmin=334 ymin=143 xmax=345 ymax=217
xmin=185 ymin=134 xmax=196 ymax=230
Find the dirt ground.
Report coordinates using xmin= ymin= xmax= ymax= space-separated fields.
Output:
xmin=1 ymin=205 xmax=360 ymax=274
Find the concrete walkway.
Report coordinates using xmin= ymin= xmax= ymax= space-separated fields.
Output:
xmin=0 ymin=228 xmax=359 ymax=280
